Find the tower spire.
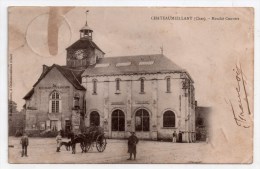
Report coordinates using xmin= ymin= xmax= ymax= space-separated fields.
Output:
xmin=85 ymin=10 xmax=89 ymax=26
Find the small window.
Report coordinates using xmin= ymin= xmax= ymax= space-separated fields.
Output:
xmin=90 ymin=111 xmax=100 ymax=126
xmin=93 ymin=79 xmax=97 ymax=94
xmin=163 ymin=111 xmax=175 ymax=127
xmin=166 ymin=77 xmax=171 ymax=92
xmin=140 ymin=78 xmax=145 ymax=93
xmin=116 ymin=78 xmax=120 ymax=91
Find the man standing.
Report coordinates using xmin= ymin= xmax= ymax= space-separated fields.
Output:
xmin=127 ymin=132 xmax=139 ymax=160
xmin=20 ymin=132 xmax=29 ymax=157
xmin=172 ymin=131 xmax=177 ymax=143
xmin=56 ymin=132 xmax=62 ymax=152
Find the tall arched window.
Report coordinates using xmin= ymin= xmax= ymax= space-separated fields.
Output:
xmin=111 ymin=109 xmax=125 ymax=131
xmin=50 ymin=91 xmax=61 ymax=113
xmin=140 ymin=78 xmax=145 ymax=93
xmin=93 ymin=79 xmax=97 ymax=94
xmin=135 ymin=109 xmax=150 ymax=131
xmin=163 ymin=111 xmax=175 ymax=127
xmin=166 ymin=77 xmax=171 ymax=92
xmin=90 ymin=111 xmax=100 ymax=126
xmin=115 ymin=78 xmax=120 ymax=91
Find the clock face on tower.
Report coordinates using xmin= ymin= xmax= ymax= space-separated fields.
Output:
xmin=74 ymin=49 xmax=84 ymax=60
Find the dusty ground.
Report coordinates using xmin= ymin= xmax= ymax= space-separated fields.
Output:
xmin=8 ymin=137 xmax=208 ymax=164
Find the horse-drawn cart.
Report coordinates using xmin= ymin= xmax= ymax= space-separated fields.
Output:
xmin=84 ymin=132 xmax=107 ymax=152
xmin=70 ymin=126 xmax=107 ymax=153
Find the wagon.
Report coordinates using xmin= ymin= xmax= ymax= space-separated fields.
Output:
xmin=81 ymin=126 xmax=107 ymax=152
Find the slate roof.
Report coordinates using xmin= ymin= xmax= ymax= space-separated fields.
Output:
xmin=66 ymin=38 xmax=105 ymax=53
xmin=23 ymin=64 xmax=85 ymax=100
xmin=82 ymin=54 xmax=189 ymax=78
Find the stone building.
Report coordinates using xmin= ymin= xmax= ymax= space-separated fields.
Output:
xmin=23 ymin=65 xmax=86 ymax=133
xmin=23 ymin=12 xmax=196 ymax=142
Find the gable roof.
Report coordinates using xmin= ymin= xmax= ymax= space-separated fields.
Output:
xmin=82 ymin=54 xmax=189 ymax=78
xmin=23 ymin=88 xmax=34 ymax=100
xmin=66 ymin=38 xmax=105 ymax=53
xmin=35 ymin=64 xmax=85 ymax=90
xmin=23 ymin=64 xmax=86 ymax=100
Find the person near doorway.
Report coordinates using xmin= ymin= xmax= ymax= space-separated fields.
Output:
xmin=56 ymin=131 xmax=62 ymax=152
xmin=172 ymin=131 xmax=177 ymax=143
xmin=127 ymin=131 xmax=139 ymax=160
xmin=20 ymin=132 xmax=29 ymax=157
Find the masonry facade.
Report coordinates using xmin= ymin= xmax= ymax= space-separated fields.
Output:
xmin=23 ymin=13 xmax=196 ymax=142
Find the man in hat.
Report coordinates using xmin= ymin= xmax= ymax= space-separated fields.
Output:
xmin=20 ymin=132 xmax=29 ymax=157
xmin=127 ymin=131 xmax=139 ymax=160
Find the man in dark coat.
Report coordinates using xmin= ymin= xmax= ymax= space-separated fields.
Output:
xmin=20 ymin=132 xmax=29 ymax=157
xmin=127 ymin=132 xmax=139 ymax=160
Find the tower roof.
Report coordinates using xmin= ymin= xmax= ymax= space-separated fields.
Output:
xmin=80 ymin=25 xmax=93 ymax=32
xmin=66 ymin=38 xmax=104 ymax=53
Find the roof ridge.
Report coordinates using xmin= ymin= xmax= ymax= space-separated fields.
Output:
xmin=32 ymin=64 xmax=85 ymax=90
xmin=102 ymin=54 xmax=163 ymax=59
xmin=71 ymin=70 xmax=82 ymax=86
xmin=55 ymin=66 xmax=85 ymax=90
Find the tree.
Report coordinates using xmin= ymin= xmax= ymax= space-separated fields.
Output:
xmin=8 ymin=100 xmax=19 ymax=115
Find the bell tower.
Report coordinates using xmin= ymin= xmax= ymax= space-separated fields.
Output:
xmin=80 ymin=10 xmax=93 ymax=40
xmin=66 ymin=10 xmax=105 ymax=69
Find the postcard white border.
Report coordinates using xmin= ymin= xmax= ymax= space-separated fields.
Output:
xmin=0 ymin=0 xmax=259 ymax=169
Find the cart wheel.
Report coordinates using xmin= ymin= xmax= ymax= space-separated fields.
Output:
xmin=96 ymin=135 xmax=107 ymax=152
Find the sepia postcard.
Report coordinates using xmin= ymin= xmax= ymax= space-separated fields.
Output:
xmin=8 ymin=7 xmax=254 ymax=164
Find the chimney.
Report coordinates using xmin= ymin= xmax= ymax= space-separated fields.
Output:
xmin=42 ymin=65 xmax=49 ymax=74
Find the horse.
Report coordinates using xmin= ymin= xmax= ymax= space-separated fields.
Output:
xmin=68 ymin=133 xmax=86 ymax=154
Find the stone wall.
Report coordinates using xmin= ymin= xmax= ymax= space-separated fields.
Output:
xmin=83 ymin=72 xmax=195 ymax=142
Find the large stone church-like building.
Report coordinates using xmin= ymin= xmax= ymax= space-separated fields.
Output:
xmin=23 ymin=13 xmax=196 ymax=142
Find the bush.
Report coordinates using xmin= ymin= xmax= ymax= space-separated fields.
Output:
xmin=14 ymin=130 xmax=23 ymax=137
xmin=39 ymin=130 xmax=58 ymax=138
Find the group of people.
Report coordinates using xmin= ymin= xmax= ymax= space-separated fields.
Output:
xmin=19 ymin=130 xmax=140 ymax=160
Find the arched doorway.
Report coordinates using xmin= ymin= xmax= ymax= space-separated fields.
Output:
xmin=135 ymin=109 xmax=150 ymax=132
xmin=111 ymin=109 xmax=125 ymax=139
xmin=90 ymin=111 xmax=100 ymax=126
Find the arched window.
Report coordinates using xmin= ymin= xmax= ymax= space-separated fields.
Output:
xmin=90 ymin=111 xmax=100 ymax=126
xmin=111 ymin=109 xmax=125 ymax=131
xmin=163 ymin=111 xmax=175 ymax=127
xmin=93 ymin=79 xmax=97 ymax=94
xmin=50 ymin=91 xmax=61 ymax=113
xmin=135 ymin=109 xmax=150 ymax=131
xmin=166 ymin=77 xmax=171 ymax=92
xmin=140 ymin=78 xmax=145 ymax=93
xmin=115 ymin=78 xmax=120 ymax=91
